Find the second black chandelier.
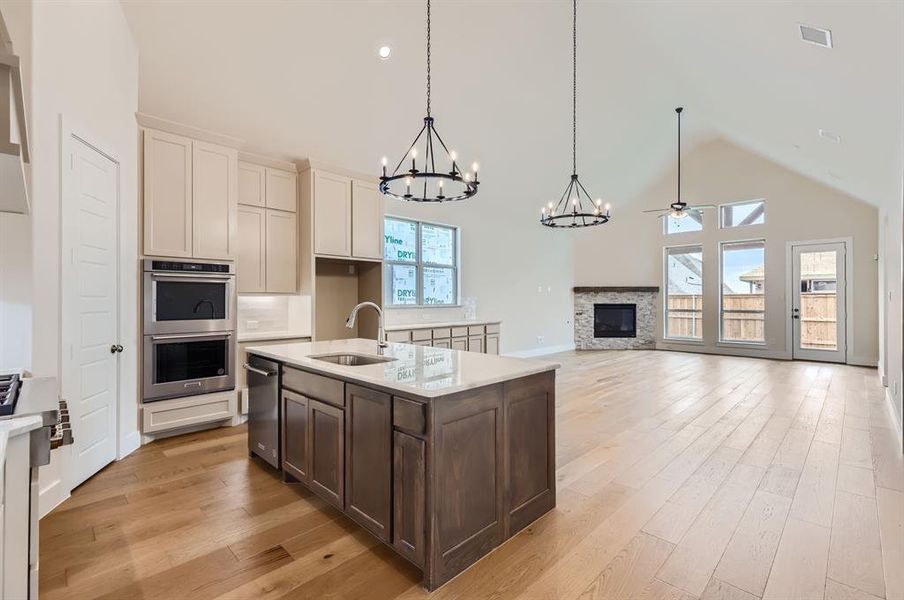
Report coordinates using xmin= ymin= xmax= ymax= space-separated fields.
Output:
xmin=540 ymin=0 xmax=611 ymax=228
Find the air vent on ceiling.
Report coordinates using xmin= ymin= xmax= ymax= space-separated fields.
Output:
xmin=799 ymin=24 xmax=833 ymax=48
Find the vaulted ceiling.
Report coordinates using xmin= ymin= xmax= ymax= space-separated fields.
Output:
xmin=121 ymin=0 xmax=903 ymax=209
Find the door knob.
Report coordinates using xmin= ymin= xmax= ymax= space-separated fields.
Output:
xmin=110 ymin=344 xmax=124 ymax=353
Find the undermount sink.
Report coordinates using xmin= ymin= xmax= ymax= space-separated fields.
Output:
xmin=309 ymin=353 xmax=397 ymax=366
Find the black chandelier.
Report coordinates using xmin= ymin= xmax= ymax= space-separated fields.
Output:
xmin=540 ymin=0 xmax=610 ymax=228
xmin=379 ymin=0 xmax=479 ymax=203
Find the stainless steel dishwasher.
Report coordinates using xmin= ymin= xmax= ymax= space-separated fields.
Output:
xmin=244 ymin=355 xmax=280 ymax=469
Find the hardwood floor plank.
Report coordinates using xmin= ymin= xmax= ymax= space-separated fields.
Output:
xmin=824 ymin=578 xmax=884 ymax=600
xmin=876 ymin=486 xmax=904 ymax=600
xmin=577 ymin=533 xmax=675 ymax=600
xmin=700 ymin=578 xmax=760 ymax=600
xmin=836 ymin=464 xmax=875 ymax=498
xmin=827 ymin=491 xmax=886 ymax=599
xmin=789 ymin=440 xmax=840 ymax=527
xmin=713 ymin=490 xmax=792 ymax=596
xmin=840 ymin=426 xmax=873 ymax=470
xmin=762 ymin=518 xmax=831 ymax=600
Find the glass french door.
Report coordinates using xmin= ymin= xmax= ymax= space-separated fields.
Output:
xmin=791 ymin=242 xmax=846 ymax=363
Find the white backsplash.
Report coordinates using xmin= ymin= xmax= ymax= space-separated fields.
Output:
xmin=238 ymin=294 xmax=312 ymax=335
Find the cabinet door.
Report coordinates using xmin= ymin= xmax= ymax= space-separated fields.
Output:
xmin=265 ymin=209 xmax=298 ymax=293
xmin=143 ymin=129 xmax=192 ymax=257
xmin=238 ymin=161 xmax=266 ymax=207
xmin=345 ymin=384 xmax=391 ymax=541
xmin=393 ymin=431 xmax=426 ymax=567
xmin=433 ymin=338 xmax=451 ymax=349
xmin=192 ymin=140 xmax=237 ymax=259
xmin=313 ymin=171 xmax=352 ymax=257
xmin=236 ymin=205 xmax=265 ymax=293
xmin=282 ymin=390 xmax=309 ymax=483
xmin=266 ymin=168 xmax=297 ymax=212
xmin=468 ymin=335 xmax=485 ymax=353
xmin=451 ymin=338 xmax=468 ymax=351
xmin=351 ymin=179 xmax=383 ymax=259
xmin=308 ymin=398 xmax=344 ymax=509
xmin=485 ymin=334 xmax=500 ymax=355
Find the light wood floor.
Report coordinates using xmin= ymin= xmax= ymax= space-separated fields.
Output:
xmin=40 ymin=350 xmax=904 ymax=600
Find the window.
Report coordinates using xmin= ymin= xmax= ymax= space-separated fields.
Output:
xmin=665 ymin=246 xmax=703 ymax=339
xmin=720 ymin=240 xmax=765 ymax=343
xmin=720 ymin=199 xmax=765 ymax=228
xmin=384 ymin=217 xmax=458 ymax=307
xmin=665 ymin=212 xmax=703 ymax=234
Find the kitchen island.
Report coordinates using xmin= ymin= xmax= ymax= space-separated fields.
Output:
xmin=244 ymin=338 xmax=558 ymax=590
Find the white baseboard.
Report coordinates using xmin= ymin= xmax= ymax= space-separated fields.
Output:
xmin=119 ymin=429 xmax=141 ymax=460
xmin=505 ymin=343 xmax=575 ymax=358
xmin=848 ymin=355 xmax=879 ymax=368
xmin=655 ymin=342 xmax=791 ymax=361
xmin=884 ymin=386 xmax=903 ymax=449
xmin=38 ymin=477 xmax=69 ymax=519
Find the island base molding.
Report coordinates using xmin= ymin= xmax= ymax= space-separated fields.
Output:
xmin=252 ymin=355 xmax=557 ymax=591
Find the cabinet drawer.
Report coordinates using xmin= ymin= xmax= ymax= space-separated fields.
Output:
xmin=431 ymin=328 xmax=452 ymax=339
xmin=386 ymin=330 xmax=411 ymax=343
xmin=411 ymin=329 xmax=432 ymax=342
xmin=393 ymin=397 xmax=426 ymax=436
xmin=451 ymin=326 xmax=469 ymax=338
xmin=282 ymin=367 xmax=344 ymax=407
xmin=468 ymin=325 xmax=486 ymax=335
xmin=486 ymin=323 xmax=501 ymax=334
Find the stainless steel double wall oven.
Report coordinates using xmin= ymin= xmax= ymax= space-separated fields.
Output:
xmin=142 ymin=259 xmax=236 ymax=402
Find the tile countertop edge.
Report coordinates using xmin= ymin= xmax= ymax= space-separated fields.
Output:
xmin=384 ymin=320 xmax=502 ymax=332
xmin=244 ymin=339 xmax=558 ymax=399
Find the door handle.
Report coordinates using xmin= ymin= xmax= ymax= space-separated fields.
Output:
xmin=243 ymin=363 xmax=277 ymax=377
xmin=110 ymin=344 xmax=124 ymax=353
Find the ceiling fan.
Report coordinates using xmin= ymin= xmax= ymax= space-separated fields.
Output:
xmin=644 ymin=107 xmax=715 ymax=221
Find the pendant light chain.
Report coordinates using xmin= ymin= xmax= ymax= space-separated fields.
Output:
xmin=572 ymin=0 xmax=577 ymax=175
xmin=426 ymin=0 xmax=431 ymax=118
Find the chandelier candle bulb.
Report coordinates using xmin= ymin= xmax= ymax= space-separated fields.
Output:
xmin=381 ymin=156 xmax=387 ymax=178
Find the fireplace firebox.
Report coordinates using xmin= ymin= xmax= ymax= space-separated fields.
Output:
xmin=593 ymin=303 xmax=637 ymax=338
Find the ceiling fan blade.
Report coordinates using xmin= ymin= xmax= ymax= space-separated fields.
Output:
xmin=642 ymin=208 xmax=671 ymax=213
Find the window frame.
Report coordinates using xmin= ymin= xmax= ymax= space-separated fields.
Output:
xmin=663 ymin=211 xmax=704 ymax=235
xmin=719 ymin=199 xmax=766 ymax=229
xmin=383 ymin=215 xmax=460 ymax=308
xmin=719 ymin=238 xmax=767 ymax=345
xmin=663 ymin=244 xmax=705 ymax=342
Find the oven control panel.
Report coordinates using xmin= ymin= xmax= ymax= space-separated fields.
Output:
xmin=148 ymin=260 xmax=233 ymax=274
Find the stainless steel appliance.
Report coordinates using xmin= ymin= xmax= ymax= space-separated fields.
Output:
xmin=245 ymin=356 xmax=279 ymax=469
xmin=143 ymin=259 xmax=235 ymax=335
xmin=143 ymin=331 xmax=235 ymax=401
xmin=142 ymin=258 xmax=236 ymax=402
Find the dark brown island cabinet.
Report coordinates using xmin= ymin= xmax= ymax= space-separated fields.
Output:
xmin=245 ymin=348 xmax=557 ymax=591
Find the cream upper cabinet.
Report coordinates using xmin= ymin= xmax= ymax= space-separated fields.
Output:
xmin=143 ymin=129 xmax=193 ymax=257
xmin=237 ymin=204 xmax=266 ymax=293
xmin=351 ymin=179 xmax=383 ymax=260
xmin=313 ymin=170 xmax=352 ymax=257
xmin=192 ymin=140 xmax=237 ymax=260
xmin=238 ymin=161 xmax=266 ymax=207
xmin=266 ymin=168 xmax=297 ymax=212
xmin=266 ymin=210 xmax=298 ymax=293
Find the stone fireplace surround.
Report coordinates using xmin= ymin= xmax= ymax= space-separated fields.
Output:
xmin=574 ymin=286 xmax=659 ymax=350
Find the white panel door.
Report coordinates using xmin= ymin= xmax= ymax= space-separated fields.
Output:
xmin=791 ymin=242 xmax=846 ymax=363
xmin=64 ymin=136 xmax=119 ymax=488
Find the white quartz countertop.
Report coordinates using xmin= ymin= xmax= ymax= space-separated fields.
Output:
xmin=0 ymin=415 xmax=44 ymax=467
xmin=384 ymin=320 xmax=501 ymax=332
xmin=238 ymin=331 xmax=313 ymax=343
xmin=245 ymin=338 xmax=558 ymax=399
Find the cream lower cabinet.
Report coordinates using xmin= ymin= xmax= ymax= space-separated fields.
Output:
xmin=143 ymin=128 xmax=238 ymax=260
xmin=387 ymin=322 xmax=501 ymax=354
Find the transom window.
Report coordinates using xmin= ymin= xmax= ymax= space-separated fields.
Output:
xmin=384 ymin=217 xmax=459 ymax=307
xmin=665 ymin=212 xmax=703 ymax=234
xmin=720 ymin=199 xmax=765 ymax=228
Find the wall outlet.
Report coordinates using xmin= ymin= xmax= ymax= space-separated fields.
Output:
xmin=537 ymin=335 xmax=544 ymax=345
xmin=246 ymin=320 xmax=259 ymax=330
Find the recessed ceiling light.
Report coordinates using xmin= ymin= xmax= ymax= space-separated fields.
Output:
xmin=818 ymin=129 xmax=842 ymax=143
xmin=799 ymin=24 xmax=832 ymax=48
xmin=378 ymin=45 xmax=392 ymax=60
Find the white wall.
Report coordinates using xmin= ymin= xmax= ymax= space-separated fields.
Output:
xmin=879 ymin=195 xmax=903 ymax=431
xmin=0 ymin=0 xmax=140 ymax=514
xmin=575 ymin=138 xmax=879 ymax=365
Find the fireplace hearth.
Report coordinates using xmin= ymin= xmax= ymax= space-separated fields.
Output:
xmin=594 ymin=303 xmax=637 ymax=338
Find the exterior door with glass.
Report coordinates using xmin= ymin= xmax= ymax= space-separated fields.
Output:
xmin=791 ymin=242 xmax=846 ymax=363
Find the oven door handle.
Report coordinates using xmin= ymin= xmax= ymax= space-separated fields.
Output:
xmin=151 ymin=332 xmax=233 ymax=341
xmin=243 ymin=363 xmax=277 ymax=377
xmin=150 ymin=273 xmax=233 ymax=282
